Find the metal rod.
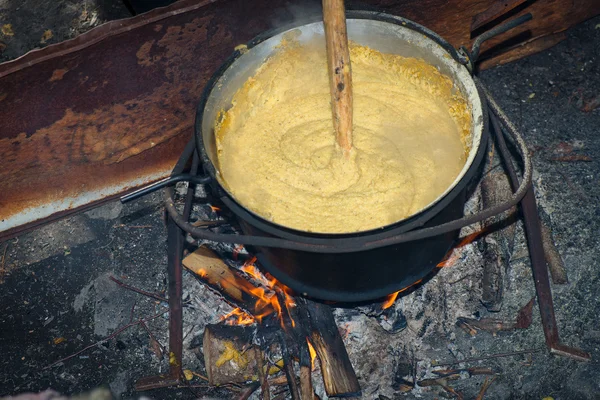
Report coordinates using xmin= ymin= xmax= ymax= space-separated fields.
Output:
xmin=471 ymin=13 xmax=532 ymax=62
xmin=135 ymin=147 xmax=203 ymax=390
xmin=488 ymin=98 xmax=590 ymax=362
xmin=121 ymin=173 xmax=210 ymax=203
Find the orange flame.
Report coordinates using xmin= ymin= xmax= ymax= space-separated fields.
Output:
xmin=437 ymin=230 xmax=483 ymax=268
xmin=220 ymin=307 xmax=255 ymax=326
xmin=219 ymin=258 xmax=297 ymax=328
xmin=196 ymin=268 xmax=208 ymax=278
xmin=382 ymin=291 xmax=400 ymax=309
xmin=306 ymin=339 xmax=317 ymax=370
xmin=381 ymin=278 xmax=424 ymax=310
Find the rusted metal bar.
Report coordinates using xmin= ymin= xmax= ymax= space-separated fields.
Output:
xmin=488 ymin=98 xmax=590 ymax=362
xmin=471 ymin=0 xmax=529 ymax=32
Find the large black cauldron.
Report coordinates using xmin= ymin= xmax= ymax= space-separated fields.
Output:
xmin=194 ymin=11 xmax=488 ymax=302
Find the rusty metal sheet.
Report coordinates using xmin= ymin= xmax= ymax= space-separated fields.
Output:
xmin=1 ymin=0 xmax=598 ymax=240
xmin=0 ymin=0 xmax=278 ymax=240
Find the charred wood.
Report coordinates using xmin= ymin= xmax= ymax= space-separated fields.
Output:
xmin=479 ymin=168 xmax=518 ymax=312
xmin=538 ymin=208 xmax=569 ymax=284
xmin=456 ymin=297 xmax=534 ymax=335
xmin=183 ymin=246 xmax=277 ymax=317
xmin=298 ymin=298 xmax=361 ymax=397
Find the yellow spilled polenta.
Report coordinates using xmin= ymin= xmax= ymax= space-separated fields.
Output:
xmin=215 ymin=37 xmax=471 ymax=233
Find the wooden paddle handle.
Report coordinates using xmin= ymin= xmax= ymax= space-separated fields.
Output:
xmin=322 ymin=0 xmax=353 ymax=153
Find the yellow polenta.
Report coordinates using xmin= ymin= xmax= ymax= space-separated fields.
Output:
xmin=215 ymin=38 xmax=471 ymax=233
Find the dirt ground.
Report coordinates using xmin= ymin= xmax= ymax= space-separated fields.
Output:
xmin=0 ymin=0 xmax=131 ymax=63
xmin=0 ymin=2 xmax=599 ymax=400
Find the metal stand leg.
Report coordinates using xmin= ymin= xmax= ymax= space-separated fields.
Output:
xmin=490 ymin=109 xmax=590 ymax=362
xmin=135 ymin=216 xmax=185 ymax=390
xmin=135 ymin=147 xmax=200 ymax=391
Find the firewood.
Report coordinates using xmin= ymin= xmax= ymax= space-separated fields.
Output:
xmin=299 ymin=365 xmax=313 ymax=400
xmin=183 ymin=246 xmax=277 ymax=316
xmin=203 ymin=324 xmax=262 ymax=386
xmin=298 ymin=298 xmax=360 ymax=397
xmin=480 ymin=169 xmax=517 ymax=311
xmin=538 ymin=214 xmax=569 ymax=284
xmin=456 ymin=297 xmax=534 ymax=334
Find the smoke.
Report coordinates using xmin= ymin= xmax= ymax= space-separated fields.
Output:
xmin=268 ymin=0 xmax=384 ymax=31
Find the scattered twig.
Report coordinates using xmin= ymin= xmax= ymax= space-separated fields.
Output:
xmin=476 ymin=376 xmax=497 ymax=400
xmin=180 ymin=383 xmax=241 ymax=391
xmin=433 ymin=367 xmax=494 ymax=377
xmin=183 ymin=324 xmax=196 ymax=342
xmin=419 ymin=375 xmax=459 ymax=386
xmin=412 ymin=351 xmax=418 ymax=387
xmin=113 ymin=224 xmax=153 ymax=229
xmin=419 ymin=377 xmax=463 ymax=399
xmin=456 ymin=297 xmax=534 ymax=334
xmin=109 ymin=275 xmax=167 ymax=303
xmin=140 ymin=320 xmax=165 ymax=359
xmin=440 ymin=382 xmax=463 ymax=399
xmin=549 ymin=155 xmax=592 ymax=162
xmin=44 ymin=312 xmax=164 ymax=369
xmin=448 ymin=274 xmax=473 ymax=285
xmin=237 ymin=382 xmax=261 ymax=400
xmin=129 ymin=299 xmax=137 ymax=323
xmin=434 ymin=349 xmax=542 ymax=367
xmin=189 ymin=370 xmax=209 ymax=382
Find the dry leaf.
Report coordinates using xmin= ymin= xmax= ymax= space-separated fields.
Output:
xmin=40 ymin=30 xmax=53 ymax=44
xmin=1 ymin=24 xmax=14 ymax=37
xmin=183 ymin=369 xmax=194 ymax=381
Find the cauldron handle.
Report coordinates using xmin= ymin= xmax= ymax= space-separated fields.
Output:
xmin=153 ymin=81 xmax=533 ymax=253
xmin=455 ymin=13 xmax=533 ymax=71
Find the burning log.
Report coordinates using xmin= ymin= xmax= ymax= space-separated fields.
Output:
xmin=203 ymin=324 xmax=262 ymax=385
xmin=183 ymin=246 xmax=279 ymax=320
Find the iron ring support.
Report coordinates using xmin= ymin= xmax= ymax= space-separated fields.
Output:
xmin=163 ymin=82 xmax=532 ymax=253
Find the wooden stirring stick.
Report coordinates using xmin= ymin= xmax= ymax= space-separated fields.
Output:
xmin=322 ymin=0 xmax=353 ymax=154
